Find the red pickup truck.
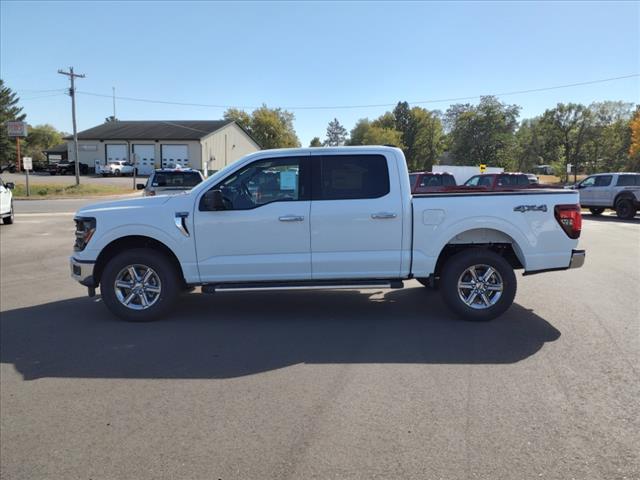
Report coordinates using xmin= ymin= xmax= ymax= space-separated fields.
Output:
xmin=409 ymin=172 xmax=457 ymax=193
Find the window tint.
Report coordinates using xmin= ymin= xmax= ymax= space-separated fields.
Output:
xmin=421 ymin=175 xmax=442 ymax=187
xmin=316 ymin=155 xmax=389 ymax=200
xmin=517 ymin=175 xmax=530 ymax=186
xmin=465 ymin=176 xmax=479 ymax=186
xmin=477 ymin=176 xmax=493 ymax=187
xmin=153 ymin=171 xmax=202 ymax=188
xmin=594 ymin=175 xmax=612 ymax=187
xmin=580 ymin=177 xmax=596 ymax=187
xmin=616 ymin=174 xmax=640 ymax=186
xmin=409 ymin=174 xmax=418 ymax=188
xmin=217 ymin=157 xmax=305 ymax=209
xmin=443 ymin=175 xmax=456 ymax=186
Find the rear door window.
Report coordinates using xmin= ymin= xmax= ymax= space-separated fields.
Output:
xmin=443 ymin=175 xmax=456 ymax=186
xmin=314 ymin=155 xmax=390 ymax=200
xmin=616 ymin=175 xmax=640 ymax=186
xmin=153 ymin=172 xmax=203 ymax=188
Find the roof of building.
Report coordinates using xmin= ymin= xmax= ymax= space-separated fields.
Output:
xmin=44 ymin=143 xmax=68 ymax=153
xmin=70 ymin=120 xmax=236 ymax=141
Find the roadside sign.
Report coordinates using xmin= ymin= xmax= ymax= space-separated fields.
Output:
xmin=22 ymin=157 xmax=33 ymax=170
xmin=479 ymin=164 xmax=487 ymax=173
xmin=7 ymin=121 xmax=28 ymax=137
xmin=567 ymin=163 xmax=572 ymax=173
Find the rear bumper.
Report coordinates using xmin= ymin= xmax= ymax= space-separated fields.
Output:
xmin=70 ymin=257 xmax=97 ymax=287
xmin=568 ymin=249 xmax=586 ymax=269
xmin=522 ymin=249 xmax=586 ymax=276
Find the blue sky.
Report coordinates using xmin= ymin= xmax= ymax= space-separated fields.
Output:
xmin=1 ymin=1 xmax=638 ymax=145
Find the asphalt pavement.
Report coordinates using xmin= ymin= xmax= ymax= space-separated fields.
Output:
xmin=0 ymin=202 xmax=638 ymax=480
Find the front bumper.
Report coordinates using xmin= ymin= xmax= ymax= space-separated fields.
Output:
xmin=70 ymin=257 xmax=97 ymax=288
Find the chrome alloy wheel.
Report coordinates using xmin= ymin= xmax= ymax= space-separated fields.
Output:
xmin=114 ymin=264 xmax=162 ymax=310
xmin=457 ymin=264 xmax=503 ymax=310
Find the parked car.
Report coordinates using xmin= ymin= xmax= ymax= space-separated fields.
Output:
xmin=99 ymin=161 xmax=136 ymax=177
xmin=463 ymin=173 xmax=536 ymax=190
xmin=569 ymin=172 xmax=640 ymax=219
xmin=526 ymin=174 xmax=539 ymax=185
xmin=71 ymin=146 xmax=585 ymax=323
xmin=409 ymin=172 xmax=457 ymax=193
xmin=0 ymin=163 xmax=16 ymax=173
xmin=137 ymin=168 xmax=204 ymax=196
xmin=0 ymin=177 xmax=15 ymax=225
xmin=48 ymin=161 xmax=88 ymax=175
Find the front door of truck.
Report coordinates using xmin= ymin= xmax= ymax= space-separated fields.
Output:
xmin=194 ymin=155 xmax=312 ymax=282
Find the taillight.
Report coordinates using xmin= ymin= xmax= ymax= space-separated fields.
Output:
xmin=554 ymin=204 xmax=582 ymax=239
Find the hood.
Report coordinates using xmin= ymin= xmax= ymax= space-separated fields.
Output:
xmin=77 ymin=195 xmax=173 ymax=217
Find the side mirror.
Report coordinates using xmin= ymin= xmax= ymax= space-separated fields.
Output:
xmin=5 ymin=182 xmax=14 ymax=190
xmin=202 ymin=189 xmax=226 ymax=211
xmin=136 ymin=183 xmax=145 ymax=190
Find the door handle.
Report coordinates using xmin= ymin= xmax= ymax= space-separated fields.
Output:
xmin=279 ymin=215 xmax=305 ymax=222
xmin=371 ymin=212 xmax=397 ymax=219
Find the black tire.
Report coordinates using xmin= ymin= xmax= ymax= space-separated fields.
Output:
xmin=100 ymin=248 xmax=181 ymax=322
xmin=416 ymin=278 xmax=434 ymax=288
xmin=615 ymin=199 xmax=636 ymax=220
xmin=114 ymin=169 xmax=121 ymax=177
xmin=440 ymin=249 xmax=516 ymax=321
xmin=589 ymin=207 xmax=605 ymax=216
xmin=2 ymin=202 xmax=14 ymax=225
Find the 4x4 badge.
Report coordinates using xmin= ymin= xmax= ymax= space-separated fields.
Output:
xmin=514 ymin=205 xmax=547 ymax=213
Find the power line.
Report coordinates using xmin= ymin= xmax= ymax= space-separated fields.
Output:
xmin=20 ymin=93 xmax=67 ymax=101
xmin=76 ymin=73 xmax=639 ymax=111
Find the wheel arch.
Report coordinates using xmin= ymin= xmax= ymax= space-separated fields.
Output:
xmin=93 ymin=235 xmax=186 ymax=287
xmin=614 ymin=191 xmax=636 ymax=206
xmin=433 ymin=228 xmax=525 ymax=278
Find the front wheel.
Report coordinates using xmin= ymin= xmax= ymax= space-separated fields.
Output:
xmin=615 ymin=199 xmax=636 ymax=220
xmin=440 ymin=249 xmax=516 ymax=321
xmin=101 ymin=248 xmax=181 ymax=321
xmin=2 ymin=202 xmax=14 ymax=225
xmin=114 ymin=169 xmax=121 ymax=176
xmin=589 ymin=207 xmax=604 ymax=216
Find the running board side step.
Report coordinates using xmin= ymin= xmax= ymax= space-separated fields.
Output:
xmin=201 ymin=279 xmax=404 ymax=294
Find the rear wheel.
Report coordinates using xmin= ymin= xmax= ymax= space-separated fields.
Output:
xmin=114 ymin=169 xmax=121 ymax=176
xmin=615 ymin=199 xmax=636 ymax=220
xmin=440 ymin=249 xmax=516 ymax=321
xmin=101 ymin=248 xmax=180 ymax=322
xmin=589 ymin=207 xmax=604 ymax=216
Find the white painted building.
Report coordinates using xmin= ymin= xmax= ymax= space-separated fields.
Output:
xmin=67 ymin=120 xmax=260 ymax=175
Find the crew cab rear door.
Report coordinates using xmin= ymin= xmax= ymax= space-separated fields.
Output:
xmin=309 ymin=152 xmax=403 ymax=279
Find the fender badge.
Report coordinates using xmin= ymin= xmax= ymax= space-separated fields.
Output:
xmin=514 ymin=205 xmax=547 ymax=213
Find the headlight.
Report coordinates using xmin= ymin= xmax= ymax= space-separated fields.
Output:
xmin=74 ymin=217 xmax=96 ymax=251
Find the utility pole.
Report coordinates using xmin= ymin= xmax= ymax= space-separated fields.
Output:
xmin=58 ymin=67 xmax=86 ymax=186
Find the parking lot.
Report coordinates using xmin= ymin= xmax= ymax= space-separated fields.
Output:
xmin=0 ymin=200 xmax=638 ymax=480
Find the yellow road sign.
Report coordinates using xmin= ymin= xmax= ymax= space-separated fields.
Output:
xmin=480 ymin=164 xmax=487 ymax=173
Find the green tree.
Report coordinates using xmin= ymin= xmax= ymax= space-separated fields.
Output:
xmin=446 ymin=96 xmax=520 ymax=168
xmin=223 ymin=105 xmax=300 ymax=149
xmin=0 ymin=79 xmax=26 ymax=165
xmin=323 ymin=118 xmax=348 ymax=146
xmin=410 ymin=107 xmax=445 ymax=171
xmin=309 ymin=136 xmax=322 ymax=147
xmin=514 ymin=117 xmax=561 ymax=172
xmin=629 ymin=106 xmax=640 ymax=171
xmin=23 ymin=124 xmax=64 ymax=166
xmin=347 ymin=118 xmax=372 ymax=145
xmin=540 ymin=103 xmax=592 ymax=182
xmin=362 ymin=126 xmax=403 ymax=147
xmin=582 ymin=101 xmax=634 ymax=173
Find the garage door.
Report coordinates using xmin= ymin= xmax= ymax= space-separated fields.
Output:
xmin=133 ymin=144 xmax=156 ymax=175
xmin=106 ymin=144 xmax=128 ymax=163
xmin=161 ymin=145 xmax=190 ymax=169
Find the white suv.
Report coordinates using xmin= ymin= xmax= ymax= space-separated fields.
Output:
xmin=0 ymin=177 xmax=15 ymax=225
xmin=100 ymin=161 xmax=136 ymax=177
xmin=572 ymin=173 xmax=640 ymax=219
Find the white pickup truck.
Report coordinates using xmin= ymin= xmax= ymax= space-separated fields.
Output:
xmin=71 ymin=146 xmax=585 ymax=322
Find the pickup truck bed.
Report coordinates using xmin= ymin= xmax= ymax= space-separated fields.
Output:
xmin=70 ymin=146 xmax=584 ymax=322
